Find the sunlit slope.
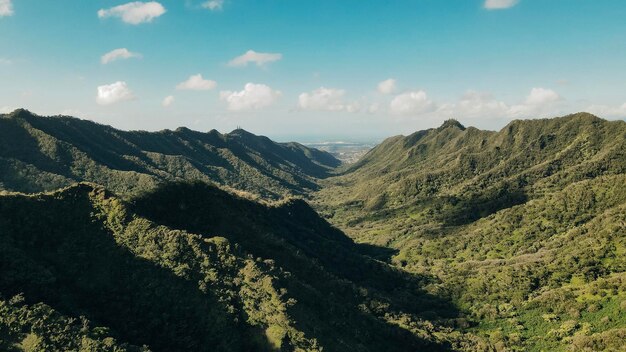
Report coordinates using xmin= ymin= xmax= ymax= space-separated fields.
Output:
xmin=314 ymin=113 xmax=626 ymax=351
xmin=0 ymin=109 xmax=340 ymax=198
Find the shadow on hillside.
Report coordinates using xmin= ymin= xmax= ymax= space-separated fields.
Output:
xmin=356 ymin=243 xmax=399 ymax=263
xmin=0 ymin=117 xmax=74 ymax=179
xmin=0 ymin=186 xmax=275 ymax=352
xmin=17 ymin=112 xmax=335 ymax=197
xmin=131 ymin=181 xmax=460 ymax=351
xmin=442 ymin=190 xmax=528 ymax=226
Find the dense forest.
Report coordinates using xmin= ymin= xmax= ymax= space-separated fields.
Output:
xmin=0 ymin=182 xmax=481 ymax=351
xmin=0 ymin=109 xmax=339 ymax=198
xmin=314 ymin=113 xmax=626 ymax=351
xmin=0 ymin=110 xmax=625 ymax=351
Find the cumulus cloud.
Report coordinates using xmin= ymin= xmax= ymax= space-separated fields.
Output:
xmin=96 ymin=81 xmax=135 ymax=105
xmin=228 ymin=50 xmax=283 ymax=68
xmin=101 ymin=48 xmax=142 ymax=64
xmin=297 ymin=87 xmax=360 ymax=112
xmin=507 ymin=88 xmax=563 ymax=117
xmin=162 ymin=95 xmax=175 ymax=107
xmin=524 ymin=87 xmax=561 ymax=105
xmin=98 ymin=2 xmax=166 ymax=25
xmin=0 ymin=0 xmax=13 ymax=17
xmin=220 ymin=83 xmax=281 ymax=111
xmin=377 ymin=79 xmax=397 ymax=95
xmin=390 ymin=90 xmax=436 ymax=115
xmin=587 ymin=103 xmax=626 ymax=118
xmin=446 ymin=91 xmax=509 ymax=118
xmin=176 ymin=74 xmax=217 ymax=91
xmin=484 ymin=0 xmax=519 ymax=10
xmin=437 ymin=88 xmax=566 ymax=119
xmin=202 ymin=0 xmax=224 ymax=11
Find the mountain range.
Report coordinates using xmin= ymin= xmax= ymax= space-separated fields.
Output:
xmin=1 ymin=110 xmax=625 ymax=351
xmin=0 ymin=109 xmax=339 ymax=198
xmin=314 ymin=113 xmax=626 ymax=351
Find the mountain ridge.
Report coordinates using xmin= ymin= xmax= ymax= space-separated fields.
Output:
xmin=0 ymin=180 xmax=469 ymax=351
xmin=1 ymin=110 xmax=626 ymax=351
xmin=314 ymin=112 xmax=626 ymax=351
xmin=0 ymin=109 xmax=340 ymax=198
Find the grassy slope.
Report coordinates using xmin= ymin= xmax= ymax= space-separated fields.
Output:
xmin=0 ymin=109 xmax=340 ymax=198
xmin=314 ymin=113 xmax=626 ymax=351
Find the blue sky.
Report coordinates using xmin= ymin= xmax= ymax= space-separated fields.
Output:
xmin=1 ymin=0 xmax=626 ymax=141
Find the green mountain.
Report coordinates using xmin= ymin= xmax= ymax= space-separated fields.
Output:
xmin=315 ymin=113 xmax=626 ymax=351
xmin=0 ymin=109 xmax=339 ymax=198
xmin=0 ymin=182 xmax=474 ymax=352
xmin=2 ymin=110 xmax=626 ymax=351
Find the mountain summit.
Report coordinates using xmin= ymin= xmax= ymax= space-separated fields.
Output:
xmin=438 ymin=119 xmax=466 ymax=131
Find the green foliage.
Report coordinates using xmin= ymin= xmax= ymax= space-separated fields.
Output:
xmin=2 ymin=111 xmax=626 ymax=351
xmin=0 ymin=109 xmax=340 ymax=198
xmin=314 ymin=113 xmax=626 ymax=351
xmin=0 ymin=293 xmax=147 ymax=352
xmin=0 ymin=182 xmax=461 ymax=351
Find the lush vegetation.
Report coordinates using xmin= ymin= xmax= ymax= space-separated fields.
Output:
xmin=0 ymin=109 xmax=339 ymax=198
xmin=0 ymin=182 xmax=479 ymax=351
xmin=314 ymin=113 xmax=626 ymax=351
xmin=1 ymin=110 xmax=625 ymax=351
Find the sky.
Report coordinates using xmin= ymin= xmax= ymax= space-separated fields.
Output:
xmin=1 ymin=0 xmax=626 ymax=141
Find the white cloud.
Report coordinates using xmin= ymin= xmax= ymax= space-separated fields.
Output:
xmin=101 ymin=48 xmax=142 ymax=64
xmin=587 ymin=103 xmax=626 ymax=118
xmin=162 ymin=95 xmax=175 ymax=107
xmin=377 ymin=78 xmax=397 ymax=95
xmin=390 ymin=90 xmax=436 ymax=115
xmin=0 ymin=0 xmax=13 ymax=17
xmin=219 ymin=83 xmax=281 ymax=111
xmin=1 ymin=106 xmax=14 ymax=114
xmin=451 ymin=91 xmax=509 ymax=118
xmin=202 ymin=0 xmax=224 ymax=11
xmin=228 ymin=50 xmax=283 ymax=68
xmin=507 ymin=88 xmax=563 ymax=117
xmin=98 ymin=2 xmax=166 ymax=25
xmin=440 ymin=88 xmax=564 ymax=119
xmin=297 ymin=87 xmax=360 ymax=112
xmin=176 ymin=74 xmax=217 ymax=91
xmin=524 ymin=87 xmax=561 ymax=105
xmin=367 ymin=103 xmax=382 ymax=114
xmin=484 ymin=0 xmax=519 ymax=10
xmin=96 ymin=81 xmax=135 ymax=105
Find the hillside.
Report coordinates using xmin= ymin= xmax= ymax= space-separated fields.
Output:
xmin=314 ymin=113 xmax=626 ymax=351
xmin=0 ymin=109 xmax=340 ymax=198
xmin=0 ymin=182 xmax=481 ymax=352
xmin=2 ymin=111 xmax=626 ymax=351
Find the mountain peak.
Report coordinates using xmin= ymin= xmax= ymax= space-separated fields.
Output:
xmin=4 ymin=108 xmax=33 ymax=119
xmin=438 ymin=119 xmax=465 ymax=131
xmin=228 ymin=128 xmax=255 ymax=137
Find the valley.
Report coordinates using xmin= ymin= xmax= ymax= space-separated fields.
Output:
xmin=1 ymin=110 xmax=625 ymax=351
xmin=302 ymin=141 xmax=377 ymax=165
xmin=3 ymin=1 xmax=625 ymax=351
